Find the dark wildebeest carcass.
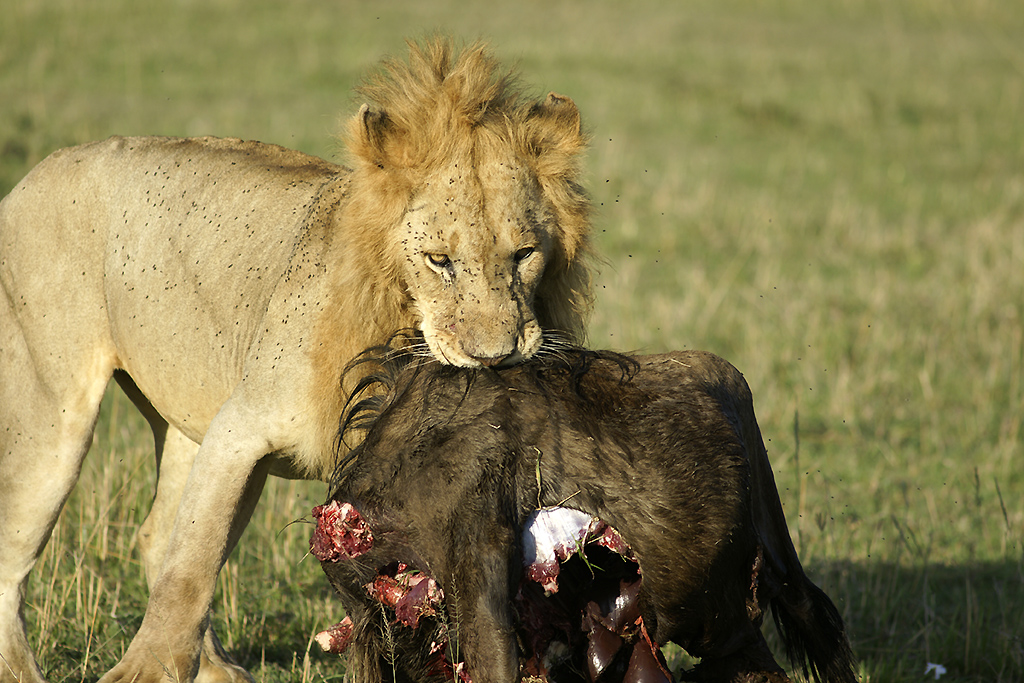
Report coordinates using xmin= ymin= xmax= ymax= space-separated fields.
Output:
xmin=311 ymin=348 xmax=857 ymax=683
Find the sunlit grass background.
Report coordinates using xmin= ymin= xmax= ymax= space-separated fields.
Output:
xmin=2 ymin=0 xmax=1022 ymax=681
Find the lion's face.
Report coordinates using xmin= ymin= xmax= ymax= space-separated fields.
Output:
xmin=399 ymin=157 xmax=552 ymax=368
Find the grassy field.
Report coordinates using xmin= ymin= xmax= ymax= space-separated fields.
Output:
xmin=2 ymin=0 xmax=1022 ymax=681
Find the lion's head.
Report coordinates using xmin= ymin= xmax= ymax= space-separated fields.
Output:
xmin=342 ymin=39 xmax=592 ymax=368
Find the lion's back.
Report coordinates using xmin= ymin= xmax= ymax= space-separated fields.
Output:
xmin=2 ymin=135 xmax=345 ymax=263
xmin=43 ymin=134 xmax=341 ymax=182
xmin=0 ymin=136 xmax=349 ymax=437
xmin=2 ymin=135 xmax=346 ymax=319
xmin=5 ymin=135 xmax=342 ymax=222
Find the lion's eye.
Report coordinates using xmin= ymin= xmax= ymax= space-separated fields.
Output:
xmin=426 ymin=253 xmax=452 ymax=270
xmin=514 ymin=246 xmax=535 ymax=263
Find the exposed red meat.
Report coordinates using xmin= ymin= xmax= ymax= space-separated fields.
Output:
xmin=522 ymin=508 xmax=594 ymax=594
xmin=592 ymin=522 xmax=633 ymax=559
xmin=599 ymin=580 xmax=642 ymax=634
xmin=314 ymin=615 xmax=354 ymax=654
xmin=324 ymin=503 xmax=659 ymax=683
xmin=634 ymin=618 xmax=673 ymax=683
xmin=578 ymin=581 xmax=668 ymax=683
xmin=525 ymin=559 xmax=561 ymax=594
xmin=623 ymin=637 xmax=671 ymax=683
xmin=515 ymin=508 xmax=666 ymax=682
xmin=426 ymin=638 xmax=451 ymax=677
xmin=425 ymin=630 xmax=474 ymax=683
xmin=364 ymin=563 xmax=444 ymax=628
xmin=394 ymin=573 xmax=443 ymax=628
xmin=454 ymin=661 xmax=474 ymax=683
xmin=583 ymin=614 xmax=623 ymax=680
xmin=523 ymin=509 xmax=637 ymax=596
xmin=310 ymin=501 xmax=374 ymax=562
xmin=365 ymin=572 xmax=409 ymax=609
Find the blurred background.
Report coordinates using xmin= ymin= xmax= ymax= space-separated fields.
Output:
xmin=2 ymin=1 xmax=1022 ymax=681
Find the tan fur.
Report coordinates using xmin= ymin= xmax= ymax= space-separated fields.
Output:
xmin=0 ymin=38 xmax=591 ymax=683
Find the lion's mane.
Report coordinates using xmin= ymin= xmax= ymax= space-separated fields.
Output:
xmin=340 ymin=38 xmax=593 ymax=342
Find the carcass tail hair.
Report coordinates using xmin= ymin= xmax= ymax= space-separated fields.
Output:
xmin=771 ymin=579 xmax=858 ymax=683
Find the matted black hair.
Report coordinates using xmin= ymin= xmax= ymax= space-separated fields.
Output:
xmin=330 ymin=332 xmax=638 ymax=482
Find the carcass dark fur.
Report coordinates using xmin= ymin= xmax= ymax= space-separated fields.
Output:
xmin=317 ymin=348 xmax=857 ymax=683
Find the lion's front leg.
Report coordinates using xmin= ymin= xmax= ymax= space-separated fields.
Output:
xmin=99 ymin=410 xmax=272 ymax=683
xmin=137 ymin=427 xmax=255 ymax=683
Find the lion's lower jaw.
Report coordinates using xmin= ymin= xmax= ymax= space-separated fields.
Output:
xmin=426 ymin=345 xmax=532 ymax=369
xmin=493 ymin=349 xmax=530 ymax=368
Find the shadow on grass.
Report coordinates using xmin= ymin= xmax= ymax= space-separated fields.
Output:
xmin=69 ymin=552 xmax=1017 ymax=682
xmin=225 ymin=560 xmax=1023 ymax=683
xmin=764 ymin=559 xmax=1024 ymax=682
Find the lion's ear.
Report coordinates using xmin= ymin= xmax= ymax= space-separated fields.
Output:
xmin=526 ymin=92 xmax=586 ymax=160
xmin=349 ymin=103 xmax=412 ymax=169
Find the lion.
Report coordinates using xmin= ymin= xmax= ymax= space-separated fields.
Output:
xmin=0 ymin=38 xmax=591 ymax=683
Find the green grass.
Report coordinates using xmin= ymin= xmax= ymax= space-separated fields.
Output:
xmin=2 ymin=0 xmax=1022 ymax=681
